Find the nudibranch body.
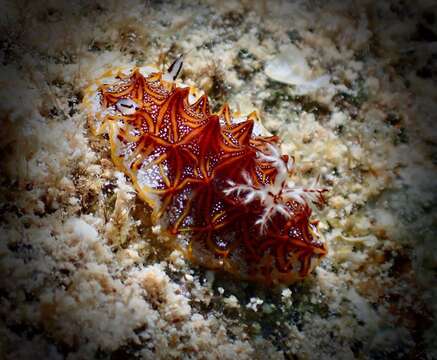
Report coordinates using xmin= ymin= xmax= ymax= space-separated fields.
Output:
xmin=83 ymin=59 xmax=327 ymax=285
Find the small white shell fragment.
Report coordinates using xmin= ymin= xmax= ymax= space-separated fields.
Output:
xmin=116 ymin=98 xmax=139 ymax=115
xmin=265 ymin=44 xmax=330 ymax=95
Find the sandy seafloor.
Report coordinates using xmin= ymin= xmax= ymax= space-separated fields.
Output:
xmin=0 ymin=0 xmax=436 ymax=359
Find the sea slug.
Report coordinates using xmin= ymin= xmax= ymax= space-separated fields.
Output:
xmin=83 ymin=56 xmax=328 ymax=285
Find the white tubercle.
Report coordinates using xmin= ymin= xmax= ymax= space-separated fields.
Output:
xmin=187 ymin=88 xmax=205 ymax=105
xmin=116 ymin=98 xmax=139 ymax=115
